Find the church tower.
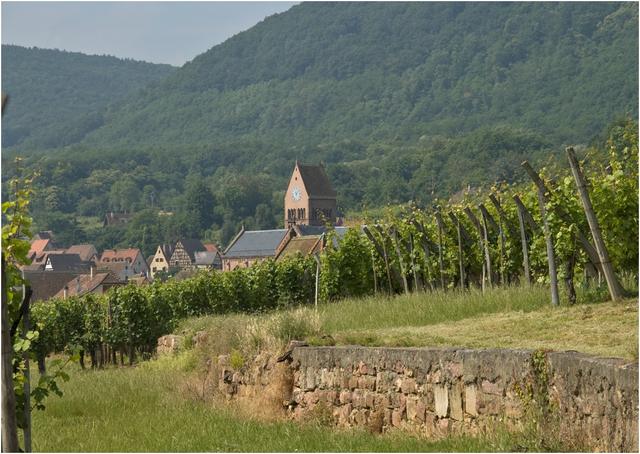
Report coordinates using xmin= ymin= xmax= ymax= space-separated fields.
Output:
xmin=284 ymin=161 xmax=337 ymax=227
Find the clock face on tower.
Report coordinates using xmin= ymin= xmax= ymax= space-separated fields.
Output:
xmin=291 ymin=187 xmax=302 ymax=201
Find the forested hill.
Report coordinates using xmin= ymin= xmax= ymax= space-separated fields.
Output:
xmin=80 ymin=2 xmax=638 ymax=148
xmin=1 ymin=3 xmax=638 ymax=252
xmin=1 ymin=45 xmax=175 ymax=150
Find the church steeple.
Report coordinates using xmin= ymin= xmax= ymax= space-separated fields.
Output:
xmin=284 ymin=162 xmax=337 ymax=227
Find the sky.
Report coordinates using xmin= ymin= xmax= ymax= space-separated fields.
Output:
xmin=1 ymin=1 xmax=297 ymax=66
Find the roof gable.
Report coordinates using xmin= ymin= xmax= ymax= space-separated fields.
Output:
xmin=66 ymin=244 xmax=98 ymax=261
xmin=276 ymin=235 xmax=323 ymax=260
xmin=29 ymin=239 xmax=51 ymax=258
xmin=176 ymin=239 xmax=206 ymax=260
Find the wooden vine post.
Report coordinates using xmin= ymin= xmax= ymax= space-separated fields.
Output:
xmin=434 ymin=211 xmax=446 ymax=289
xmin=411 ymin=220 xmax=435 ymax=291
xmin=522 ymin=162 xmax=559 ymax=306
xmin=408 ymin=232 xmax=420 ymax=292
xmin=449 ymin=212 xmax=466 ymax=289
xmin=513 ymin=195 xmax=534 ymax=286
xmin=464 ymin=207 xmax=490 ymax=291
xmin=391 ymin=226 xmax=410 ymax=294
xmin=370 ymin=248 xmax=378 ymax=294
xmin=566 ymin=147 xmax=625 ymax=301
xmin=479 ymin=204 xmax=498 ymax=287
xmin=363 ymin=225 xmax=393 ymax=294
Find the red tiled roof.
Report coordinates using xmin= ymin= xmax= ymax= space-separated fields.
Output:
xmin=203 ymin=243 xmax=219 ymax=253
xmin=66 ymin=244 xmax=97 ymax=261
xmin=100 ymin=248 xmax=141 ymax=262
xmin=54 ymin=272 xmax=122 ymax=298
xmin=28 ymin=239 xmax=50 ymax=259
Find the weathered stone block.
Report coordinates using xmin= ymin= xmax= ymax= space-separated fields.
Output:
xmin=481 ymin=379 xmax=503 ymax=396
xmin=435 ymin=384 xmax=449 ymax=418
xmin=376 ymin=371 xmax=395 ymax=393
xmin=320 ymin=390 xmax=338 ymax=405
xmin=406 ymin=396 xmax=425 ymax=422
xmin=337 ymin=404 xmax=352 ymax=425
xmin=352 ymin=389 xmax=367 ymax=408
xmin=364 ymin=391 xmax=376 ymax=408
xmin=357 ymin=361 xmax=369 ymax=376
xmin=320 ymin=368 xmax=334 ymax=388
xmin=437 ymin=417 xmax=450 ymax=434
xmin=401 ymin=377 xmax=417 ymax=394
xmin=429 ymin=368 xmax=443 ymax=384
xmin=449 ymin=382 xmax=463 ymax=421
xmin=478 ymin=394 xmax=501 ymax=415
xmin=446 ymin=361 xmax=463 ymax=378
xmin=304 ymin=368 xmax=316 ymax=391
xmin=375 ymin=393 xmax=391 ymax=409
xmin=339 ymin=390 xmax=352 ymax=404
xmin=358 ymin=375 xmax=376 ymax=391
xmin=465 ymin=384 xmax=478 ymax=416
xmin=353 ymin=409 xmax=368 ymax=425
xmin=304 ymin=390 xmax=320 ymax=405
xmin=391 ymin=408 xmax=404 ymax=427
xmin=390 ymin=392 xmax=406 ymax=411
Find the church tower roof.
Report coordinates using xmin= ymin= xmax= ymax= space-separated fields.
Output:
xmin=296 ymin=162 xmax=337 ymax=198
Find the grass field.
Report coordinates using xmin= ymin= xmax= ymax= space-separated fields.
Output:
xmin=32 ymin=358 xmax=540 ymax=452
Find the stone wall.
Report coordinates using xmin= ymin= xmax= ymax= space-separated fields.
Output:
xmin=218 ymin=346 xmax=638 ymax=452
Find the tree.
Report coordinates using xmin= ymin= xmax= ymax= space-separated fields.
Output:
xmin=184 ymin=180 xmax=214 ymax=233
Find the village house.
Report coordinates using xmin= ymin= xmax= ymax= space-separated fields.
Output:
xmin=54 ymin=270 xmax=124 ymax=299
xmin=284 ymin=161 xmax=337 ymax=227
xmin=98 ymin=248 xmax=149 ymax=280
xmin=169 ymin=239 xmax=208 ymax=270
xmin=24 ymin=270 xmax=84 ymax=302
xmin=274 ymin=225 xmax=350 ymax=261
xmin=65 ymin=244 xmax=99 ymax=262
xmin=28 ymin=237 xmax=56 ymax=261
xmin=44 ymin=253 xmax=93 ymax=273
xmin=222 ymin=228 xmax=288 ymax=270
xmin=31 ymin=231 xmax=54 ymax=241
xmin=150 ymin=243 xmax=175 ymax=279
xmin=194 ymin=251 xmax=222 ymax=270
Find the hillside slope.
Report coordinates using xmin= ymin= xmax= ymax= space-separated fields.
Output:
xmin=82 ymin=2 xmax=638 ymax=148
xmin=1 ymin=45 xmax=175 ymax=150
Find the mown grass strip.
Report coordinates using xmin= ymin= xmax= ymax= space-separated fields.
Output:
xmin=334 ymin=299 xmax=638 ymax=360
